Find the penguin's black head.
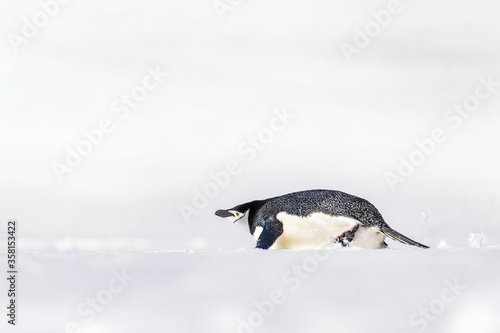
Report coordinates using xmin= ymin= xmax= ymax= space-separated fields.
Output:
xmin=215 ymin=208 xmax=247 ymax=223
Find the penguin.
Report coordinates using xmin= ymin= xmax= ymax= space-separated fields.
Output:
xmin=215 ymin=189 xmax=429 ymax=250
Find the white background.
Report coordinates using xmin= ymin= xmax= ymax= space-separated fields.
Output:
xmin=0 ymin=1 xmax=499 ymax=332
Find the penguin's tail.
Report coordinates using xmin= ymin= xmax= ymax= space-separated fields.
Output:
xmin=380 ymin=226 xmax=429 ymax=249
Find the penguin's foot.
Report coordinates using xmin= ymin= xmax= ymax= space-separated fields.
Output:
xmin=335 ymin=224 xmax=360 ymax=247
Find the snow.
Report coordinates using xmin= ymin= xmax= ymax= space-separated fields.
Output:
xmin=2 ymin=247 xmax=500 ymax=333
xmin=1 ymin=0 xmax=500 ymax=332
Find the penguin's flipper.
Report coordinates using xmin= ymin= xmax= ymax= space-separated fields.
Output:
xmin=256 ymin=216 xmax=284 ymax=250
xmin=380 ymin=226 xmax=429 ymax=249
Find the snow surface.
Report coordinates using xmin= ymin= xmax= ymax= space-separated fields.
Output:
xmin=2 ymin=247 xmax=500 ymax=333
xmin=1 ymin=0 xmax=500 ymax=332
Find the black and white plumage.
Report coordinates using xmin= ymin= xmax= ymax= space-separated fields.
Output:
xmin=215 ymin=189 xmax=429 ymax=250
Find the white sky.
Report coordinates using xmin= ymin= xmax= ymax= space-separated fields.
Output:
xmin=0 ymin=0 xmax=499 ymax=250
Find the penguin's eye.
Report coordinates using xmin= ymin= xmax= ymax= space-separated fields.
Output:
xmin=236 ymin=212 xmax=241 ymax=216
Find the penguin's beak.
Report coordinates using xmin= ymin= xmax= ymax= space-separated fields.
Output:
xmin=215 ymin=209 xmax=233 ymax=218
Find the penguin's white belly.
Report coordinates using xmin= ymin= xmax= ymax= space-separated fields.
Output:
xmin=350 ymin=225 xmax=387 ymax=249
xmin=254 ymin=212 xmax=385 ymax=249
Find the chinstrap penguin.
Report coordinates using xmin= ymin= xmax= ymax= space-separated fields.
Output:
xmin=215 ymin=189 xmax=429 ymax=250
